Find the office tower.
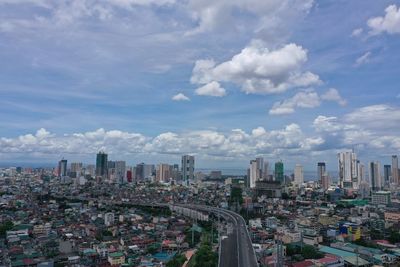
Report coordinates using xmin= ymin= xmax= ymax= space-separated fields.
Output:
xmin=384 ymin=165 xmax=391 ymax=188
xmin=58 ymin=159 xmax=67 ymax=177
xmin=317 ymin=162 xmax=326 ymax=185
xmin=263 ymin=161 xmax=269 ymax=180
xmin=182 ymin=155 xmax=195 ymax=185
xmin=369 ymin=161 xmax=382 ymax=191
xmin=392 ymin=155 xmax=399 ymax=185
xmin=96 ymin=151 xmax=108 ymax=177
xmin=256 ymin=157 xmax=264 ymax=177
xmin=294 ymin=164 xmax=304 ymax=185
xmin=156 ymin=164 xmax=171 ymax=182
xmin=135 ymin=163 xmax=144 ymax=181
xmin=275 ymin=161 xmax=284 ymax=183
xmin=85 ymin=164 xmax=95 ymax=177
xmin=338 ymin=151 xmax=359 ymax=189
xmin=171 ymin=164 xmax=180 ymax=180
xmin=321 ymin=172 xmax=330 ymax=190
xmin=115 ymin=161 xmax=126 ymax=183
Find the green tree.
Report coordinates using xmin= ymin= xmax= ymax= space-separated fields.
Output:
xmin=0 ymin=221 xmax=14 ymax=237
xmin=189 ymin=243 xmax=218 ymax=267
xmin=167 ymin=254 xmax=187 ymax=267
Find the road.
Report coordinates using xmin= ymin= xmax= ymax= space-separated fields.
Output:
xmin=185 ymin=205 xmax=258 ymax=267
xmin=52 ymin=195 xmax=258 ymax=267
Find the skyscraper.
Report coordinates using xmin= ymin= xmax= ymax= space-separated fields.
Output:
xmin=370 ymin=161 xmax=382 ymax=191
xmin=294 ymin=164 xmax=304 ymax=185
xmin=156 ymin=164 xmax=171 ymax=183
xmin=392 ymin=155 xmax=399 ymax=185
xmin=317 ymin=162 xmax=326 ymax=185
xmin=263 ymin=161 xmax=269 ymax=180
xmin=96 ymin=151 xmax=108 ymax=178
xmin=115 ymin=161 xmax=126 ymax=183
xmin=275 ymin=161 xmax=284 ymax=183
xmin=384 ymin=165 xmax=391 ymax=188
xmin=338 ymin=151 xmax=359 ymax=189
xmin=181 ymin=155 xmax=195 ymax=186
xmin=249 ymin=159 xmax=258 ymax=188
xmin=58 ymin=159 xmax=67 ymax=177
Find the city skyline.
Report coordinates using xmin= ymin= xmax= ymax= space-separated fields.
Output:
xmin=0 ymin=1 xmax=400 ymax=168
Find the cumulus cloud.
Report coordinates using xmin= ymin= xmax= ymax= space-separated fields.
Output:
xmin=269 ymin=90 xmax=320 ymax=115
xmin=320 ymin=88 xmax=347 ymax=106
xmin=313 ymin=105 xmax=400 ymax=151
xmin=172 ymin=93 xmax=190 ymax=101
xmin=367 ymin=4 xmax=400 ymax=35
xmin=191 ymin=40 xmax=321 ymax=95
xmin=0 ymin=125 xmax=324 ymax=160
xmin=195 ymin=81 xmax=226 ymax=97
xmin=354 ymin=51 xmax=371 ymax=67
xmin=269 ymin=88 xmax=346 ymax=115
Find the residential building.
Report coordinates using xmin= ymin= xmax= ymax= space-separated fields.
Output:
xmin=369 ymin=161 xmax=382 ymax=191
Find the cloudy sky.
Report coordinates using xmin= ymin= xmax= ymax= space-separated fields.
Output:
xmin=0 ymin=0 xmax=399 ymax=170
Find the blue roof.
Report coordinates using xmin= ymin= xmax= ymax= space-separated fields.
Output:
xmin=319 ymin=246 xmax=357 ymax=258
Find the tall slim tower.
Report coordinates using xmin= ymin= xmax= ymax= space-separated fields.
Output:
xmin=294 ymin=164 xmax=304 ymax=185
xmin=58 ymin=159 xmax=67 ymax=177
xmin=370 ymin=162 xmax=382 ymax=191
xmin=96 ymin=151 xmax=108 ymax=178
xmin=181 ymin=155 xmax=195 ymax=186
xmin=275 ymin=161 xmax=284 ymax=183
xmin=392 ymin=155 xmax=399 ymax=185
xmin=384 ymin=165 xmax=391 ymax=188
xmin=317 ymin=162 xmax=326 ymax=185
xmin=338 ymin=151 xmax=359 ymax=189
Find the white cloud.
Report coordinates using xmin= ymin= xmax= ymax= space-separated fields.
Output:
xmin=191 ymin=40 xmax=321 ymax=95
xmin=195 ymin=81 xmax=226 ymax=97
xmin=269 ymin=88 xmax=346 ymax=115
xmin=313 ymin=105 xmax=400 ymax=151
xmin=320 ymin=88 xmax=347 ymax=106
xmin=367 ymin=4 xmax=400 ymax=35
xmin=354 ymin=51 xmax=371 ymax=67
xmin=172 ymin=93 xmax=190 ymax=101
xmin=186 ymin=0 xmax=314 ymax=35
xmin=269 ymin=90 xmax=320 ymax=115
xmin=0 ymin=125 xmax=322 ymax=160
xmin=351 ymin=28 xmax=363 ymax=37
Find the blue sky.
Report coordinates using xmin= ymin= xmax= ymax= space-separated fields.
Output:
xmin=0 ymin=0 xmax=399 ymax=170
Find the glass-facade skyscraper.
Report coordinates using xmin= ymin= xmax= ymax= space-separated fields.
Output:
xmin=96 ymin=151 xmax=108 ymax=177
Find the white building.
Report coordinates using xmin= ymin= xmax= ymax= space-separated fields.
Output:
xmin=338 ymin=151 xmax=360 ymax=189
xmin=294 ymin=164 xmax=304 ymax=185
xmin=104 ymin=212 xmax=115 ymax=226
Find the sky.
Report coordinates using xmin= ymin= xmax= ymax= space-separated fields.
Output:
xmin=0 ymin=0 xmax=399 ymax=170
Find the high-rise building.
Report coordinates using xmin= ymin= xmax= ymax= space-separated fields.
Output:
xmin=370 ymin=161 xmax=382 ymax=191
xmin=392 ymin=155 xmax=399 ymax=185
xmin=338 ymin=151 xmax=359 ymax=189
xmin=115 ymin=161 xmax=126 ymax=183
xmin=70 ymin=162 xmax=82 ymax=177
xmin=249 ymin=157 xmax=265 ymax=188
xmin=317 ymin=162 xmax=326 ymax=185
xmin=249 ymin=160 xmax=258 ymax=188
xmin=321 ymin=172 xmax=330 ymax=190
xmin=58 ymin=159 xmax=67 ymax=177
xmin=384 ymin=165 xmax=391 ymax=188
xmin=275 ymin=161 xmax=284 ymax=183
xmin=263 ymin=161 xmax=269 ymax=180
xmin=294 ymin=164 xmax=304 ymax=185
xmin=96 ymin=151 xmax=108 ymax=178
xmin=156 ymin=164 xmax=171 ymax=182
xmin=182 ymin=155 xmax=195 ymax=185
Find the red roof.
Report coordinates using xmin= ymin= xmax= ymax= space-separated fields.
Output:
xmin=292 ymin=260 xmax=314 ymax=267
